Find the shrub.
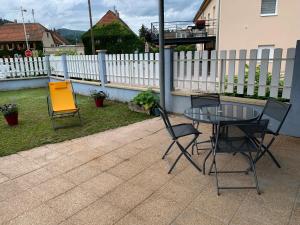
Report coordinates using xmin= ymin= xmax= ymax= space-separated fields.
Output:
xmin=0 ymin=104 xmax=18 ymax=116
xmin=133 ymin=89 xmax=159 ymax=110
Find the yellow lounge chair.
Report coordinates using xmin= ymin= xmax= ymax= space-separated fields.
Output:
xmin=47 ymin=81 xmax=82 ymax=129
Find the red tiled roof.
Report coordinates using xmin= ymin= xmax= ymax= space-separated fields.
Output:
xmin=0 ymin=23 xmax=47 ymax=42
xmin=96 ymin=10 xmax=130 ymax=29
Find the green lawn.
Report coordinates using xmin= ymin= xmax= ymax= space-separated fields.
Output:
xmin=0 ymin=88 xmax=151 ymax=156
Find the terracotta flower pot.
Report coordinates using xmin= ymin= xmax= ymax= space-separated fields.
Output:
xmin=4 ymin=112 xmax=18 ymax=126
xmin=94 ymin=98 xmax=104 ymax=107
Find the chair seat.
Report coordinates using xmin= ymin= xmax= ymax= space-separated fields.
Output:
xmin=168 ymin=123 xmax=200 ymax=139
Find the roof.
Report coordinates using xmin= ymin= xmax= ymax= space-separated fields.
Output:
xmin=96 ymin=10 xmax=130 ymax=29
xmin=50 ymin=30 xmax=69 ymax=45
xmin=193 ymin=0 xmax=212 ymax=22
xmin=0 ymin=23 xmax=47 ymax=42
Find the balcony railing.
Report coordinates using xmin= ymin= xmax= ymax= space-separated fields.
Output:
xmin=150 ymin=20 xmax=217 ymax=41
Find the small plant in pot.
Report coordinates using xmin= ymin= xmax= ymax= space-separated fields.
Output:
xmin=90 ymin=90 xmax=108 ymax=107
xmin=0 ymin=104 xmax=19 ymax=126
xmin=129 ymin=89 xmax=160 ymax=116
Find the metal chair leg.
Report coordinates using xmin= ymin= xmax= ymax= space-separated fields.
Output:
xmin=202 ymin=150 xmax=212 ymax=175
xmin=168 ymin=153 xmax=183 ymax=174
xmin=212 ymin=155 xmax=220 ymax=195
xmin=249 ymin=153 xmax=261 ymax=195
xmin=162 ymin=141 xmax=175 ymax=159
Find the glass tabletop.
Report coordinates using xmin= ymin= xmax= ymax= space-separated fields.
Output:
xmin=184 ymin=104 xmax=260 ymax=124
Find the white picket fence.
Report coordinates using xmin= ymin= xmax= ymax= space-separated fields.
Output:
xmin=173 ymin=48 xmax=296 ymax=99
xmin=0 ymin=57 xmax=47 ymax=79
xmin=105 ymin=53 xmax=160 ymax=87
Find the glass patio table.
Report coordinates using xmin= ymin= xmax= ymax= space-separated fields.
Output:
xmin=184 ymin=103 xmax=260 ymax=174
xmin=184 ymin=103 xmax=260 ymax=124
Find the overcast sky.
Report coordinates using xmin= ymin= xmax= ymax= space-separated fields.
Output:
xmin=0 ymin=0 xmax=203 ymax=33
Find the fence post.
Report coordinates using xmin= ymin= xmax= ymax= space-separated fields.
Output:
xmin=45 ymin=55 xmax=51 ymax=77
xmin=98 ymin=50 xmax=107 ymax=85
xmin=61 ymin=54 xmax=69 ymax=80
xmin=282 ymin=40 xmax=300 ymax=137
xmin=164 ymin=46 xmax=173 ymax=112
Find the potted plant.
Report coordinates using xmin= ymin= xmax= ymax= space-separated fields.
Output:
xmin=129 ymin=89 xmax=160 ymax=116
xmin=90 ymin=90 xmax=108 ymax=107
xmin=195 ymin=19 xmax=206 ymax=30
xmin=0 ymin=104 xmax=19 ymax=126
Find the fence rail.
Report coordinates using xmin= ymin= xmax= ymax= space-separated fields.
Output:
xmin=0 ymin=57 xmax=47 ymax=79
xmin=105 ymin=53 xmax=160 ymax=87
xmin=173 ymin=48 xmax=296 ymax=99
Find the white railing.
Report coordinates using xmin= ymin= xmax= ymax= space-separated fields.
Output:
xmin=49 ymin=55 xmax=100 ymax=81
xmin=105 ymin=53 xmax=160 ymax=87
xmin=0 ymin=57 xmax=47 ymax=79
xmin=66 ymin=55 xmax=99 ymax=81
xmin=173 ymin=48 xmax=296 ymax=99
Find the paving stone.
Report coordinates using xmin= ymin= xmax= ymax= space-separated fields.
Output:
xmin=79 ymin=172 xmax=123 ymax=197
xmin=101 ymin=182 xmax=153 ymax=212
xmin=172 ymin=207 xmax=226 ymax=225
xmin=90 ymin=152 xmax=125 ymax=171
xmin=67 ymin=199 xmax=127 ymax=225
xmin=46 ymin=186 xmax=98 ymax=218
xmin=6 ymin=204 xmax=66 ymax=225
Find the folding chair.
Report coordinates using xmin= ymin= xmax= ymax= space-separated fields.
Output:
xmin=190 ymin=93 xmax=220 ymax=154
xmin=157 ymin=105 xmax=202 ymax=174
xmin=47 ymin=81 xmax=82 ymax=129
xmin=210 ymin=119 xmax=269 ymax=195
xmin=253 ymin=98 xmax=291 ymax=168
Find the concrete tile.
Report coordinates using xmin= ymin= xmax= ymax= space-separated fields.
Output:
xmin=46 ymin=186 xmax=98 ymax=218
xmin=172 ymin=207 xmax=226 ymax=225
xmin=62 ymin=162 xmax=102 ymax=185
xmin=29 ymin=176 xmax=75 ymax=202
xmin=67 ymin=199 xmax=127 ymax=225
xmin=113 ymin=145 xmax=143 ymax=160
xmin=0 ymin=190 xmax=43 ymax=224
xmin=6 ymin=204 xmax=66 ymax=225
xmin=189 ymin=184 xmax=246 ymax=224
xmin=45 ymin=155 xmax=84 ymax=173
xmin=128 ymin=163 xmax=174 ymax=192
xmin=69 ymin=149 xmax=101 ymax=163
xmin=101 ymin=182 xmax=153 ymax=212
xmin=0 ymin=173 xmax=9 ymax=184
xmin=131 ymin=195 xmax=183 ymax=225
xmin=91 ymin=152 xmax=124 ymax=171
xmin=79 ymin=172 xmax=123 ymax=198
xmin=0 ymin=179 xmax=30 ymax=201
xmin=107 ymin=159 xmax=146 ymax=180
xmin=114 ymin=214 xmax=149 ymax=225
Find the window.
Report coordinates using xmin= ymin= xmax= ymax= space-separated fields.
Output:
xmin=257 ymin=45 xmax=275 ymax=59
xmin=261 ymin=0 xmax=278 ymax=16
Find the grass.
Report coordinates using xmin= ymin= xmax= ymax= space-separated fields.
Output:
xmin=0 ymin=88 xmax=151 ymax=156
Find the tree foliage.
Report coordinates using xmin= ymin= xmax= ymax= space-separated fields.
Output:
xmin=82 ymin=22 xmax=143 ymax=54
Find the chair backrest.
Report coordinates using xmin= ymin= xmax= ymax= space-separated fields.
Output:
xmin=259 ymin=98 xmax=291 ymax=135
xmin=191 ymin=93 xmax=220 ymax=108
xmin=215 ymin=119 xmax=269 ymax=153
xmin=49 ymin=81 xmax=77 ymax=112
xmin=157 ymin=104 xmax=176 ymax=139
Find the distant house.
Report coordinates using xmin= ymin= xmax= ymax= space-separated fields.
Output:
xmin=0 ymin=22 xmax=69 ymax=56
xmin=194 ymin=0 xmax=300 ymax=56
xmin=82 ymin=9 xmax=143 ymax=54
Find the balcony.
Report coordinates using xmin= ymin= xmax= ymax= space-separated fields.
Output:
xmin=151 ymin=19 xmax=216 ymax=45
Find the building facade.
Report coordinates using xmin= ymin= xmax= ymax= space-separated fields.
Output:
xmin=194 ymin=0 xmax=300 ymax=55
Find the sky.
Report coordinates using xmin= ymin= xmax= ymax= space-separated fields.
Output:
xmin=0 ymin=0 xmax=203 ymax=33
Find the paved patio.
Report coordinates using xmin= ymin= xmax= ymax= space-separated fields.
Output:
xmin=0 ymin=116 xmax=299 ymax=225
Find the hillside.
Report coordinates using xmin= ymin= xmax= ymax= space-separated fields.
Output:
xmin=56 ymin=28 xmax=84 ymax=45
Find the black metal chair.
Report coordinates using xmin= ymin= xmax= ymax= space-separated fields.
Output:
xmin=209 ymin=119 xmax=269 ymax=195
xmin=252 ymin=98 xmax=291 ymax=168
xmin=157 ymin=105 xmax=202 ymax=174
xmin=190 ymin=93 xmax=220 ymax=154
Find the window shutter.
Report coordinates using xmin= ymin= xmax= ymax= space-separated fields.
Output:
xmin=261 ymin=0 xmax=277 ymax=15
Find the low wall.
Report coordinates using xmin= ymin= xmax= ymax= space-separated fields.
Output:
xmin=0 ymin=77 xmax=49 ymax=91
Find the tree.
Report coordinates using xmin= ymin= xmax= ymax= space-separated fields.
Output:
xmin=139 ymin=25 xmax=152 ymax=43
